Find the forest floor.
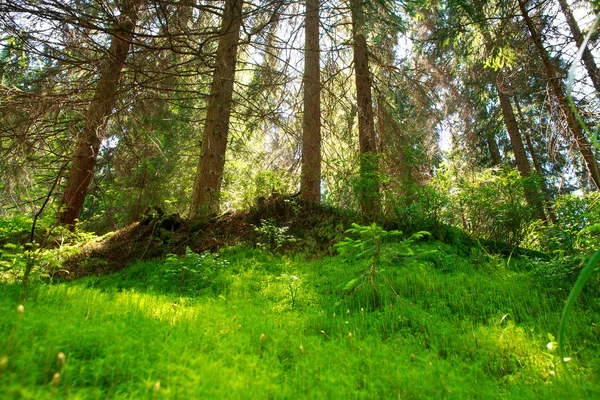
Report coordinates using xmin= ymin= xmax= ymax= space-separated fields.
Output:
xmin=1 ymin=200 xmax=600 ymax=398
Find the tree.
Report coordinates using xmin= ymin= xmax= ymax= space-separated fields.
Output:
xmin=190 ymin=0 xmax=244 ymax=218
xmin=300 ymin=0 xmax=322 ymax=203
xmin=495 ymin=71 xmax=547 ymax=221
xmin=58 ymin=0 xmax=142 ymax=227
xmin=427 ymin=0 xmax=548 ymax=219
xmin=518 ymin=0 xmax=600 ymax=190
xmin=350 ymin=0 xmax=380 ymax=217
xmin=558 ymin=0 xmax=600 ymax=94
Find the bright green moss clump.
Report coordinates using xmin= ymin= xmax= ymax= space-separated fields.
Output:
xmin=0 ymin=243 xmax=599 ymax=399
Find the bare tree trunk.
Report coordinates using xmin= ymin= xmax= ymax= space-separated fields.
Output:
xmin=495 ymin=72 xmax=547 ymax=220
xmin=486 ymin=130 xmax=503 ymax=167
xmin=519 ymin=0 xmax=600 ymax=190
xmin=189 ymin=0 xmax=243 ymax=218
xmin=350 ymin=0 xmax=380 ymax=217
xmin=300 ymin=0 xmax=321 ymax=203
xmin=512 ymin=96 xmax=558 ymax=223
xmin=558 ymin=0 xmax=600 ymax=94
xmin=58 ymin=0 xmax=140 ymax=227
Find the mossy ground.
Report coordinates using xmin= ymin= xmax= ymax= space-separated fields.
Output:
xmin=1 ymin=239 xmax=599 ymax=399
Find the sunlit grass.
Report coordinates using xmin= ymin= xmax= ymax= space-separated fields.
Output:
xmin=0 ymin=243 xmax=599 ymax=399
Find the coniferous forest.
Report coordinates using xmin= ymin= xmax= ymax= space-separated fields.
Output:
xmin=1 ymin=0 xmax=600 ymax=398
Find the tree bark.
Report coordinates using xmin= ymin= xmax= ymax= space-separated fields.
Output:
xmin=486 ymin=130 xmax=503 ymax=167
xmin=58 ymin=0 xmax=140 ymax=227
xmin=350 ymin=0 xmax=380 ymax=217
xmin=300 ymin=0 xmax=321 ymax=203
xmin=513 ymin=96 xmax=558 ymax=223
xmin=519 ymin=0 xmax=600 ymax=190
xmin=495 ymin=72 xmax=547 ymax=220
xmin=558 ymin=0 xmax=600 ymax=94
xmin=189 ymin=0 xmax=243 ymax=218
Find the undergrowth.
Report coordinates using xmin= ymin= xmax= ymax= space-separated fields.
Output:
xmin=0 ymin=237 xmax=599 ymax=399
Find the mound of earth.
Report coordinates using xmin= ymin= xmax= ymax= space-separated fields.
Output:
xmin=62 ymin=196 xmax=359 ymax=278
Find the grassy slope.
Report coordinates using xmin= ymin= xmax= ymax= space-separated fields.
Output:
xmin=1 ymin=242 xmax=599 ymax=399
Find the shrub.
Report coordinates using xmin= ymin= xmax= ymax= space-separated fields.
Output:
xmin=435 ymin=166 xmax=535 ymax=247
xmin=157 ymin=247 xmax=230 ymax=294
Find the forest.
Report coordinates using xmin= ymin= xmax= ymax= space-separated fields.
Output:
xmin=1 ymin=0 xmax=600 ymax=398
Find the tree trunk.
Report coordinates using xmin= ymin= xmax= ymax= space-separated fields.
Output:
xmin=189 ymin=0 xmax=243 ymax=218
xmin=350 ymin=0 xmax=380 ymax=217
xmin=513 ymin=96 xmax=558 ymax=223
xmin=430 ymin=61 xmax=502 ymax=166
xmin=300 ymin=0 xmax=321 ymax=203
xmin=486 ymin=130 xmax=502 ymax=167
xmin=558 ymin=0 xmax=600 ymax=94
xmin=519 ymin=0 xmax=600 ymax=190
xmin=495 ymin=72 xmax=547 ymax=220
xmin=58 ymin=0 xmax=140 ymax=227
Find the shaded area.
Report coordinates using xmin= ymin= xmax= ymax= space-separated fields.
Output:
xmin=60 ymin=194 xmax=551 ymax=279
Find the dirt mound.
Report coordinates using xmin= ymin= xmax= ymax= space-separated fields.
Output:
xmin=62 ymin=196 xmax=358 ymax=278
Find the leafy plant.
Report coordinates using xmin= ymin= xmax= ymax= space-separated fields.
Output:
xmin=334 ymin=223 xmax=429 ymax=299
xmin=160 ymin=247 xmax=230 ymax=293
xmin=0 ymin=216 xmax=32 ymax=243
xmin=526 ymin=193 xmax=600 ymax=254
xmin=279 ymin=273 xmax=303 ymax=309
xmin=0 ymin=242 xmax=72 ymax=288
xmin=254 ymin=218 xmax=295 ymax=252
xmin=435 ymin=165 xmax=535 ymax=247
xmin=529 ymin=254 xmax=585 ymax=291
xmin=391 ymin=184 xmax=450 ymax=234
xmin=558 ymin=248 xmax=600 ymax=371
xmin=352 ymin=153 xmax=385 ymax=215
xmin=0 ymin=243 xmax=39 ymax=285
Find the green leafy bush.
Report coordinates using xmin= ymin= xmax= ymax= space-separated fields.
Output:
xmin=526 ymin=193 xmax=600 ymax=255
xmin=391 ymin=184 xmax=451 ymax=234
xmin=254 ymin=218 xmax=295 ymax=252
xmin=157 ymin=247 xmax=230 ymax=294
xmin=435 ymin=165 xmax=535 ymax=247
xmin=334 ymin=223 xmax=429 ymax=306
xmin=0 ymin=216 xmax=32 ymax=243
xmin=0 ymin=242 xmax=75 ymax=285
xmin=528 ymin=254 xmax=587 ymax=291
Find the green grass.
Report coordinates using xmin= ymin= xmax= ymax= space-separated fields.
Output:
xmin=1 ymin=243 xmax=599 ymax=399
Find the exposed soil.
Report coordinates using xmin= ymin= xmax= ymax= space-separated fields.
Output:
xmin=61 ymin=195 xmax=359 ymax=278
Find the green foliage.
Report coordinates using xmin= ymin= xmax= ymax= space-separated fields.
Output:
xmin=528 ymin=254 xmax=588 ymax=292
xmin=523 ymin=193 xmax=600 ymax=292
xmin=0 ymin=240 xmax=599 ymax=398
xmin=0 ymin=216 xmax=32 ymax=243
xmin=0 ymin=242 xmax=39 ymax=283
xmin=254 ymin=218 xmax=296 ymax=252
xmin=160 ymin=247 xmax=230 ymax=294
xmin=435 ymin=165 xmax=535 ymax=247
xmin=483 ymin=45 xmax=517 ymax=71
xmin=390 ymin=184 xmax=451 ymax=234
xmin=278 ymin=273 xmax=303 ymax=309
xmin=335 ymin=223 xmax=403 ymax=262
xmin=352 ymin=153 xmax=382 ymax=213
xmin=223 ymin=164 xmax=298 ymax=211
xmin=526 ymin=193 xmax=600 ymax=254
xmin=334 ymin=223 xmax=429 ymax=304
xmin=0 ymin=242 xmax=74 ymax=285
xmin=559 ymin=248 xmax=600 ymax=371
